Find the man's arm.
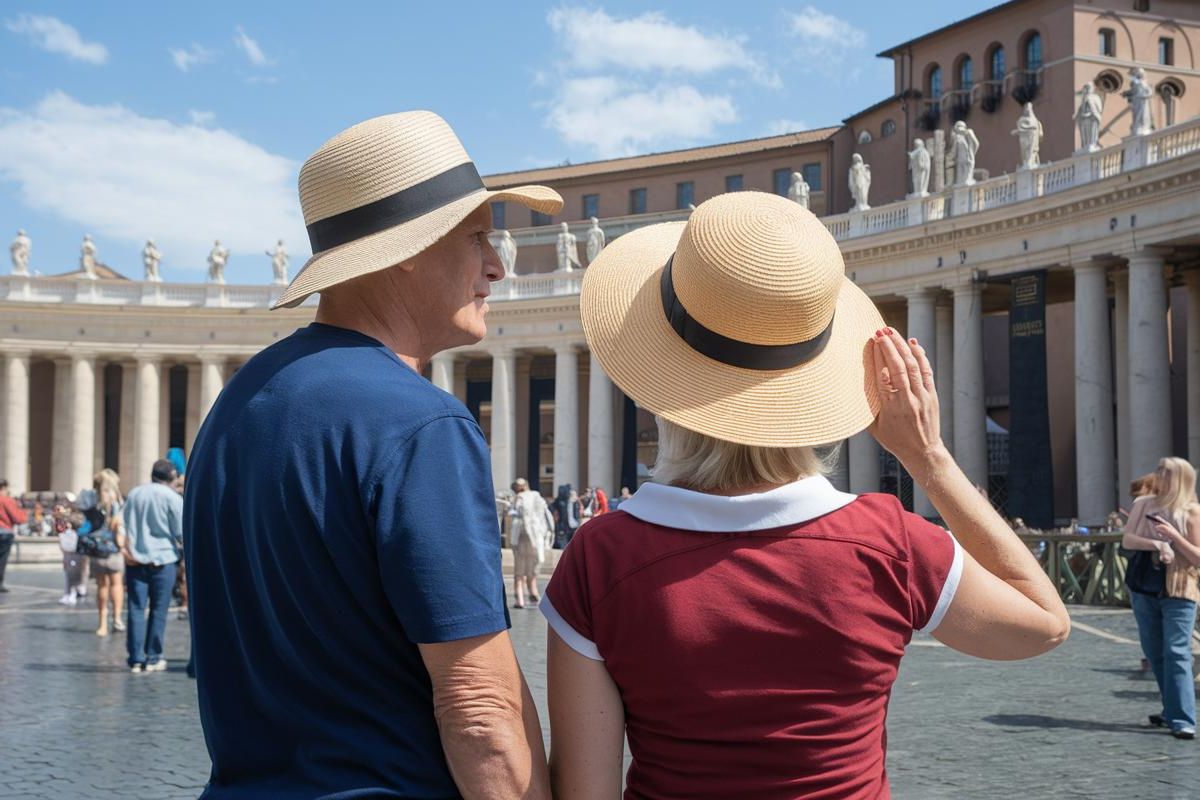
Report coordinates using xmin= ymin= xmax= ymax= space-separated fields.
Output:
xmin=420 ymin=631 xmax=550 ymax=800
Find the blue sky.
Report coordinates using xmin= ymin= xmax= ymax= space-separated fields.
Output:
xmin=0 ymin=1 xmax=998 ymax=284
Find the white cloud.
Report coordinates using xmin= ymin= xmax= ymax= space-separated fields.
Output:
xmin=0 ymin=92 xmax=307 ymax=272
xmin=233 ymin=26 xmax=269 ymax=66
xmin=170 ymin=43 xmax=215 ymax=72
xmin=548 ymin=78 xmax=736 ymax=158
xmin=547 ymin=8 xmax=775 ymax=86
xmin=786 ymin=6 xmax=867 ymax=71
xmin=764 ymin=119 xmax=809 ymax=136
xmin=5 ymin=14 xmax=108 ymax=65
xmin=188 ymin=109 xmax=216 ymax=126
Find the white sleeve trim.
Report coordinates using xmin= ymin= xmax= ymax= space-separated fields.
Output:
xmin=539 ymin=595 xmax=603 ymax=661
xmin=918 ymin=533 xmax=964 ymax=634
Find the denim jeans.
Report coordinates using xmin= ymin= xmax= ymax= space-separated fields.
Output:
xmin=1130 ymin=592 xmax=1197 ymax=732
xmin=126 ymin=562 xmax=176 ymax=667
xmin=0 ymin=531 xmax=13 ymax=587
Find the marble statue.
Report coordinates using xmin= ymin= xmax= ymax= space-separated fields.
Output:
xmin=9 ymin=229 xmax=30 ymax=276
xmin=80 ymin=234 xmax=98 ymax=279
xmin=266 ymin=239 xmax=288 ymax=285
xmin=848 ymin=154 xmax=871 ymax=212
xmin=907 ymin=139 xmax=931 ymax=198
xmin=207 ymin=240 xmax=229 ymax=284
xmin=556 ymin=222 xmax=580 ymax=272
xmin=585 ymin=217 xmax=605 ymax=265
xmin=951 ymin=121 xmax=980 ymax=186
xmin=1124 ymin=67 xmax=1153 ymax=137
xmin=142 ymin=240 xmax=163 ymax=282
xmin=1012 ymin=102 xmax=1044 ymax=170
xmin=787 ymin=172 xmax=810 ymax=209
xmin=497 ymin=230 xmax=517 ymax=275
xmin=1074 ymin=82 xmax=1104 ymax=153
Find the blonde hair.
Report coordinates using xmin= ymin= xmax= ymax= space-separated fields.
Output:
xmin=1130 ymin=473 xmax=1157 ymax=498
xmin=1153 ymin=457 xmax=1198 ymax=518
xmin=652 ymin=417 xmax=829 ymax=493
xmin=93 ymin=469 xmax=123 ymax=514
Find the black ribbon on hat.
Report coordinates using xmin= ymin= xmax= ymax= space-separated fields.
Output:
xmin=659 ymin=255 xmax=834 ymax=371
xmin=306 ymin=162 xmax=485 ymax=254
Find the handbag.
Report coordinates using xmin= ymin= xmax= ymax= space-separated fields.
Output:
xmin=1124 ymin=548 xmax=1165 ymax=596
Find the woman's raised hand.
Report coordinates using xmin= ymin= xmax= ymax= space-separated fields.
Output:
xmin=867 ymin=328 xmax=946 ymax=473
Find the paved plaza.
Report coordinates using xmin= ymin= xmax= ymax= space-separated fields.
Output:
xmin=2 ymin=563 xmax=1199 ymax=799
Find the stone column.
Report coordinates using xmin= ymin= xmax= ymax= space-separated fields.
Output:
xmin=587 ymin=351 xmax=615 ymax=494
xmin=118 ymin=364 xmax=136 ymax=493
xmin=554 ymin=344 xmax=580 ymax=491
xmin=2 ymin=352 xmax=31 ymax=495
xmin=93 ymin=362 xmax=105 ymax=474
xmin=430 ymin=352 xmax=456 ymax=395
xmin=1126 ymin=250 xmax=1172 ymax=479
xmin=1186 ymin=270 xmax=1200 ymax=470
xmin=489 ymin=348 xmax=517 ymax=495
xmin=199 ymin=356 xmax=225 ymax=424
xmin=1072 ymin=260 xmax=1115 ymax=525
xmin=905 ymin=288 xmax=938 ymax=517
xmin=1113 ymin=271 xmax=1131 ymax=508
xmin=68 ymin=354 xmax=96 ymax=494
xmin=185 ymin=363 xmax=202 ymax=453
xmin=953 ymin=280 xmax=988 ymax=488
xmin=158 ymin=363 xmax=171 ymax=459
xmin=134 ymin=356 xmax=162 ymax=487
xmin=935 ymin=299 xmax=955 ymax=457
xmin=50 ymin=359 xmax=72 ymax=491
xmin=848 ymin=430 xmax=881 ymax=494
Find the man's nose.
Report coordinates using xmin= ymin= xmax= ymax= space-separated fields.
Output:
xmin=484 ymin=238 xmax=504 ymax=282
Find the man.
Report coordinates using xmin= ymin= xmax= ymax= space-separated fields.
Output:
xmin=185 ymin=111 xmax=561 ymax=799
xmin=0 ymin=479 xmax=28 ymax=593
xmin=121 ymin=459 xmax=184 ymax=673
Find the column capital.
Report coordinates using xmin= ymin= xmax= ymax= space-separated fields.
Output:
xmin=429 ymin=351 xmax=457 ymax=363
xmin=1070 ymin=258 xmax=1109 ymax=275
xmin=198 ymin=352 xmax=228 ymax=366
xmin=3 ymin=348 xmax=33 ymax=359
xmin=900 ymin=286 xmax=939 ymax=303
xmin=488 ymin=345 xmax=516 ymax=359
xmin=1122 ymin=247 xmax=1170 ymax=267
xmin=69 ymin=351 xmax=98 ymax=365
xmin=554 ymin=341 xmax=581 ymax=356
xmin=135 ymin=353 xmax=163 ymax=365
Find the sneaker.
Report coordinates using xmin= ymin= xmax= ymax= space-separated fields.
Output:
xmin=58 ymin=593 xmax=77 ymax=606
xmin=1172 ymin=727 xmax=1195 ymax=740
xmin=1150 ymin=714 xmax=1167 ymax=728
xmin=144 ymin=660 xmax=168 ymax=673
xmin=130 ymin=663 xmax=145 ymax=674
xmin=113 ymin=620 xmax=126 ymax=632
xmin=0 ymin=585 xmax=9 ymax=593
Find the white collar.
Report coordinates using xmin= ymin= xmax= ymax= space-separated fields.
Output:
xmin=618 ymin=475 xmax=857 ymax=533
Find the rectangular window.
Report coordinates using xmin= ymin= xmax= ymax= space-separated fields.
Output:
xmin=629 ymin=187 xmax=647 ymax=215
xmin=802 ymin=163 xmax=822 ymax=192
xmin=490 ymin=201 xmax=506 ymax=230
xmin=582 ymin=194 xmax=599 ymax=220
xmin=675 ymin=181 xmax=694 ymax=209
xmin=772 ymin=168 xmax=792 ymax=197
xmin=1159 ymin=37 xmax=1174 ymax=66
xmin=531 ymin=210 xmax=553 ymax=227
xmin=1099 ymin=29 xmax=1115 ymax=57
xmin=725 ymin=174 xmax=743 ymax=192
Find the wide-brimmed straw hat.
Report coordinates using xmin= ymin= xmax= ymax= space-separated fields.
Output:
xmin=273 ymin=111 xmax=563 ymax=309
xmin=581 ymin=192 xmax=885 ymax=447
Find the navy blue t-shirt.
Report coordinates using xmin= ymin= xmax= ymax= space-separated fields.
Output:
xmin=184 ymin=323 xmax=509 ymax=799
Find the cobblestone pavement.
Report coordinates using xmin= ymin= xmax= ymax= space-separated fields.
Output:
xmin=2 ymin=563 xmax=1199 ymax=799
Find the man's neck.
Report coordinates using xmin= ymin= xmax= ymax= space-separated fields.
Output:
xmin=315 ymin=298 xmax=426 ymax=372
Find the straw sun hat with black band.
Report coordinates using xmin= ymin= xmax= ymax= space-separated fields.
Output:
xmin=581 ymin=191 xmax=886 ymax=448
xmin=273 ymin=111 xmax=563 ymax=309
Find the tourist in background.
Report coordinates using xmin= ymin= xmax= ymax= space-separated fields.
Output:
xmin=552 ymin=485 xmax=581 ymax=549
xmin=0 ymin=478 xmax=27 ymax=593
xmin=55 ymin=503 xmax=89 ymax=606
xmin=84 ymin=470 xmax=126 ymax=637
xmin=121 ymin=459 xmax=183 ymax=673
xmin=1122 ymin=457 xmax=1200 ymax=739
xmin=509 ymin=478 xmax=554 ymax=609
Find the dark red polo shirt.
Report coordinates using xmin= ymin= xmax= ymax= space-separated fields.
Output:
xmin=542 ymin=476 xmax=961 ymax=800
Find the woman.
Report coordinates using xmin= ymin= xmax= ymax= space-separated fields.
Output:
xmin=552 ymin=484 xmax=580 ymax=549
xmin=1122 ymin=457 xmax=1200 ymax=739
xmin=86 ymin=470 xmax=126 ymax=636
xmin=541 ymin=192 xmax=1070 ymax=798
xmin=508 ymin=478 xmax=554 ymax=609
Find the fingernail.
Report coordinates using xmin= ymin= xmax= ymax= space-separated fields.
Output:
xmin=909 ymin=338 xmax=918 ymax=345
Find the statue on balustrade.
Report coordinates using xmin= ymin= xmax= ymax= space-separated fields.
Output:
xmin=267 ymin=239 xmax=288 ymax=285
xmin=142 ymin=240 xmax=163 ymax=282
xmin=1074 ymin=82 xmax=1104 ymax=153
xmin=207 ymin=240 xmax=229 ymax=284
xmin=585 ymin=217 xmax=605 ymax=265
xmin=80 ymin=234 xmax=98 ymax=279
xmin=1012 ymin=102 xmax=1043 ymax=170
xmin=787 ymin=172 xmax=810 ymax=209
xmin=907 ymin=139 xmax=931 ymax=198
xmin=9 ymin=229 xmax=30 ymax=276
xmin=556 ymin=222 xmax=580 ymax=272
xmin=950 ymin=121 xmax=980 ymax=186
xmin=848 ymin=154 xmax=871 ymax=212
xmin=1124 ymin=67 xmax=1153 ymax=137
xmin=497 ymin=230 xmax=517 ymax=276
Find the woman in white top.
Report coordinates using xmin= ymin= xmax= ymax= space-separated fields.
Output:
xmin=508 ymin=478 xmax=553 ymax=609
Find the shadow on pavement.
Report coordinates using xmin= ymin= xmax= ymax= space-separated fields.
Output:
xmin=25 ymin=662 xmax=130 ymax=674
xmin=983 ymin=714 xmax=1160 ymax=734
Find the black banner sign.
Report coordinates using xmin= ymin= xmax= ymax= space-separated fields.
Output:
xmin=1008 ymin=271 xmax=1054 ymax=528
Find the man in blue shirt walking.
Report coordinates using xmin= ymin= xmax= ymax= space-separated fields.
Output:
xmin=121 ymin=459 xmax=183 ymax=673
xmin=185 ymin=112 xmax=562 ymax=798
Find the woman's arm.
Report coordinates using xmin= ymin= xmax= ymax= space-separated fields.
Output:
xmin=870 ymin=329 xmax=1069 ymax=660
xmin=547 ymin=630 xmax=624 ymax=800
xmin=1151 ymin=506 xmax=1200 ymax=567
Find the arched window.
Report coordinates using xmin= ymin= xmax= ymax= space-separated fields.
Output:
xmin=928 ymin=65 xmax=943 ymax=100
xmin=958 ymin=56 xmax=974 ymax=90
xmin=857 ymin=130 xmax=873 ymax=145
xmin=1099 ymin=28 xmax=1116 ymax=57
xmin=881 ymin=119 xmax=896 ymax=138
xmin=1025 ymin=32 xmax=1043 ymax=71
xmin=989 ymin=46 xmax=1006 ymax=81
